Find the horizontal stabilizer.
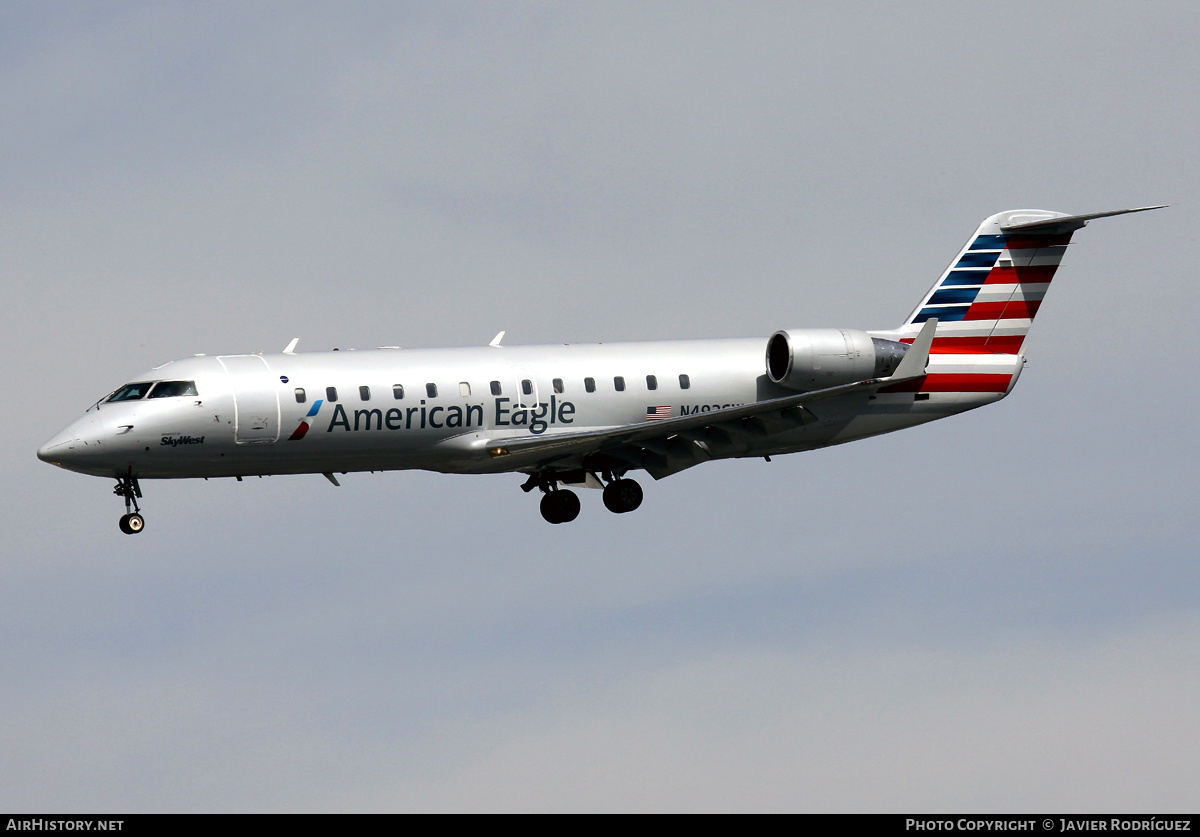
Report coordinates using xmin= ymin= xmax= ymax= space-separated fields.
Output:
xmin=1000 ymin=205 xmax=1166 ymax=235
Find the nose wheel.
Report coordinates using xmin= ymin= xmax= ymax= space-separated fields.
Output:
xmin=119 ymin=513 xmax=145 ymax=534
xmin=113 ymin=470 xmax=145 ymax=535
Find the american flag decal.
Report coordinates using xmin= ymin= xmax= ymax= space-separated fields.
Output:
xmin=646 ymin=406 xmax=672 ymax=421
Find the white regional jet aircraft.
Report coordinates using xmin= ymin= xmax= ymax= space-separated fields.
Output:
xmin=39 ymin=207 xmax=1162 ymax=533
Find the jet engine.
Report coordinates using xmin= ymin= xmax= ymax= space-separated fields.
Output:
xmin=765 ymin=328 xmax=909 ymax=391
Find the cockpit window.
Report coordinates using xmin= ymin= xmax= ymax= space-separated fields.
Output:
xmin=147 ymin=381 xmax=199 ymax=399
xmin=106 ymin=382 xmax=154 ymax=402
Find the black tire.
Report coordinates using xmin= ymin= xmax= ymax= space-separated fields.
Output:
xmin=118 ymin=514 xmax=132 ymax=534
xmin=556 ymin=489 xmax=580 ymax=522
xmin=540 ymin=490 xmax=581 ymax=524
xmin=603 ymin=478 xmax=643 ymax=513
xmin=540 ymin=492 xmax=564 ymax=524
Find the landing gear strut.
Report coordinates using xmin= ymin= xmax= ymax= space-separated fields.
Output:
xmin=114 ymin=470 xmax=145 ymax=535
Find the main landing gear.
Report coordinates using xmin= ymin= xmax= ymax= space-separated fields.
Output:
xmin=114 ymin=470 xmax=145 ymax=535
xmin=524 ymin=471 xmax=643 ymax=524
xmin=540 ymin=489 xmax=581 ymax=525
xmin=602 ymin=478 xmax=643 ymax=514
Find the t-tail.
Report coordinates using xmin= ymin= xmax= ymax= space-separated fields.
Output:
xmin=893 ymin=206 xmax=1165 ymax=355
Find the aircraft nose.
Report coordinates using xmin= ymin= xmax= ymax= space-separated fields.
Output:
xmin=37 ymin=427 xmax=79 ymax=465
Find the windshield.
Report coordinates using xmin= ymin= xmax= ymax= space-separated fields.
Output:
xmin=106 ymin=382 xmax=154 ymax=403
xmin=147 ymin=380 xmax=198 ymax=398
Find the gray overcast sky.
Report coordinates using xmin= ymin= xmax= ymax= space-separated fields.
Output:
xmin=3 ymin=1 xmax=1198 ymax=812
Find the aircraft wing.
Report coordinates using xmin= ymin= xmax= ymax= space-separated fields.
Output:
xmin=486 ymin=320 xmax=937 ymax=478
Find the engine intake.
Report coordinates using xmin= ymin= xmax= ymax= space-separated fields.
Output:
xmin=766 ymin=329 xmax=909 ymax=391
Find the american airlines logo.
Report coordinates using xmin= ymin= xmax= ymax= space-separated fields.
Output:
xmin=287 ymin=399 xmax=324 ymax=441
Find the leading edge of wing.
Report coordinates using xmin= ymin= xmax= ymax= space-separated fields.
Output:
xmin=483 ymin=320 xmax=937 ymax=467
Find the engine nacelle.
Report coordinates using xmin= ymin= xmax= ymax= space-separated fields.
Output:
xmin=765 ymin=328 xmax=909 ymax=391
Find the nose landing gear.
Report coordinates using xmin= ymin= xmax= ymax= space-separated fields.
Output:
xmin=114 ymin=470 xmax=145 ymax=535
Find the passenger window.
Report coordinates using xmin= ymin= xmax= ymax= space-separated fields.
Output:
xmin=295 ymin=388 xmax=306 ymax=404
xmin=490 ymin=381 xmax=502 ymax=396
xmin=147 ymin=381 xmax=199 ymax=399
xmin=614 ymin=376 xmax=625 ymax=392
xmin=393 ymin=384 xmax=404 ymax=400
xmin=326 ymin=387 xmax=338 ymax=402
xmin=552 ymin=378 xmax=564 ymax=394
xmin=521 ymin=379 xmax=533 ymax=396
xmin=426 ymin=383 xmax=438 ymax=398
xmin=359 ymin=385 xmax=371 ymax=401
xmin=107 ymin=382 xmax=154 ymax=402
xmin=646 ymin=375 xmax=657 ymax=391
xmin=459 ymin=382 xmax=471 ymax=397
xmin=679 ymin=374 xmax=690 ymax=390
xmin=584 ymin=377 xmax=596 ymax=393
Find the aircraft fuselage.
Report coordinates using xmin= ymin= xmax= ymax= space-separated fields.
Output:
xmin=39 ymin=337 xmax=1013 ymax=482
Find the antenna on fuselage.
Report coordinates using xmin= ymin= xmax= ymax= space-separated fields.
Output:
xmin=489 ymin=331 xmax=505 ymax=348
xmin=283 ymin=337 xmax=300 ymax=354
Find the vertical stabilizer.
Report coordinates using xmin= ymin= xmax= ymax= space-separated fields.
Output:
xmin=895 ymin=206 xmax=1163 ymax=354
xmin=898 ymin=209 xmax=1076 ymax=353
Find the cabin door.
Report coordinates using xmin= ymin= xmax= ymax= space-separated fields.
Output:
xmin=218 ymin=355 xmax=281 ymax=444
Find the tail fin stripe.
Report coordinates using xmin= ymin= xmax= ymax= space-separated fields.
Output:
xmin=929 ymin=287 xmax=984 ymax=304
xmin=965 ymin=300 xmax=1042 ymax=320
xmin=955 ymin=252 xmax=1003 ymax=268
xmin=916 ymin=320 xmax=1031 ymax=336
xmin=1006 ymin=249 xmax=1065 ymax=266
xmin=984 ymin=265 xmax=1059 ymax=284
xmin=921 ymin=374 xmax=1013 ymax=393
xmin=942 ymin=270 xmax=991 ymax=285
xmin=969 ymin=234 xmax=1009 ymax=250
xmin=878 ymin=373 xmax=1013 ymax=394
xmin=912 ymin=307 xmax=969 ymax=323
xmin=974 ymin=284 xmax=1048 ymax=302
xmin=918 ymin=336 xmax=1026 ymax=353
xmin=1006 ymin=233 xmax=1073 ymax=249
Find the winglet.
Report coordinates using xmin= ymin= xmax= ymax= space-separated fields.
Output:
xmin=889 ymin=318 xmax=937 ymax=380
xmin=489 ymin=331 xmax=505 ymax=348
xmin=283 ymin=338 xmax=300 ymax=354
